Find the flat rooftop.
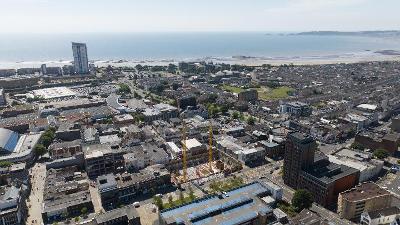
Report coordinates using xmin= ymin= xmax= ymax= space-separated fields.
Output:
xmin=160 ymin=182 xmax=274 ymax=225
xmin=32 ymin=87 xmax=76 ymax=99
xmin=303 ymin=161 xmax=359 ymax=185
xmin=340 ymin=182 xmax=390 ymax=202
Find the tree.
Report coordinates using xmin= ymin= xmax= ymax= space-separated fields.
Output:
xmin=292 ymin=189 xmax=313 ymax=212
xmin=153 ymin=196 xmax=164 ymax=210
xmin=74 ymin=217 xmax=80 ymax=222
xmin=247 ymin=116 xmax=255 ymax=125
xmin=188 ymin=186 xmax=195 ymax=201
xmin=179 ymin=191 xmax=185 ymax=204
xmin=168 ymin=195 xmax=174 ymax=207
xmin=118 ymin=84 xmax=131 ymax=94
xmin=80 ymin=207 xmax=88 ymax=215
xmin=41 ymin=135 xmax=53 ymax=148
xmin=0 ymin=161 xmax=12 ymax=168
xmin=34 ymin=144 xmax=47 ymax=156
xmin=232 ymin=111 xmax=239 ymax=119
xmin=374 ymin=149 xmax=389 ymax=160
xmin=350 ymin=142 xmax=365 ymax=151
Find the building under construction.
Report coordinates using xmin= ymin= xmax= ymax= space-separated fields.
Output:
xmin=165 ymin=122 xmax=242 ymax=184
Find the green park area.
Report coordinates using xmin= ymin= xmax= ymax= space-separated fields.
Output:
xmin=221 ymin=85 xmax=293 ymax=101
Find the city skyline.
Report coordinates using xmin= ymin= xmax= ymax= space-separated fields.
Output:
xmin=1 ymin=0 xmax=399 ymax=33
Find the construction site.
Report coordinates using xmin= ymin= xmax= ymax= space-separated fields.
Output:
xmin=170 ymin=121 xmax=243 ymax=184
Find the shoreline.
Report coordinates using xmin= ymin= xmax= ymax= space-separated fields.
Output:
xmin=0 ymin=53 xmax=399 ymax=69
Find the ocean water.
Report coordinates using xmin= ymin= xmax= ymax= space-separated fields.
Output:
xmin=0 ymin=32 xmax=400 ymax=68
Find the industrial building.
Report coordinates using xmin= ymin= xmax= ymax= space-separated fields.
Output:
xmin=159 ymin=181 xmax=285 ymax=225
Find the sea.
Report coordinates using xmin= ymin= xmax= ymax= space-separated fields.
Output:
xmin=1 ymin=32 xmax=400 ymax=69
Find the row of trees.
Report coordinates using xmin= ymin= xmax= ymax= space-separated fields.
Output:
xmin=153 ymin=186 xmax=196 ymax=210
xmin=34 ymin=127 xmax=56 ymax=156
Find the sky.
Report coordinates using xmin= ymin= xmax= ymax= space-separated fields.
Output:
xmin=1 ymin=0 xmax=399 ymax=33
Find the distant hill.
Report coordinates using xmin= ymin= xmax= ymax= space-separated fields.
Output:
xmin=293 ymin=31 xmax=400 ymax=37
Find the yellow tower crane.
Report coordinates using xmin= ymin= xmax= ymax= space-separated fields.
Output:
xmin=181 ymin=121 xmax=188 ymax=182
xmin=208 ymin=121 xmax=213 ymax=172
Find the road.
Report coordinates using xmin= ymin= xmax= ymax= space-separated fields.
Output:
xmin=26 ymin=163 xmax=46 ymax=225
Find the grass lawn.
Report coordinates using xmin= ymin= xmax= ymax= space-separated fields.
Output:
xmin=221 ymin=84 xmax=246 ymax=94
xmin=277 ymin=200 xmax=298 ymax=217
xmin=208 ymin=177 xmax=244 ymax=193
xmin=221 ymin=85 xmax=293 ymax=100
xmin=163 ymin=196 xmax=197 ymax=209
xmin=257 ymin=86 xmax=294 ymax=100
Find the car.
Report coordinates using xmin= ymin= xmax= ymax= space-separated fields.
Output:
xmin=133 ymin=202 xmax=140 ymax=208
xmin=155 ymin=194 xmax=162 ymax=198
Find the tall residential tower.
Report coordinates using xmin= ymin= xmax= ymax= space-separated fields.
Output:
xmin=72 ymin=42 xmax=89 ymax=74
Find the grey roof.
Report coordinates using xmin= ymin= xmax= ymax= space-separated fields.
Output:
xmin=96 ymin=205 xmax=139 ymax=223
xmin=367 ymin=206 xmax=400 ymax=219
xmin=0 ymin=128 xmax=19 ymax=152
xmin=0 ymin=186 xmax=19 ymax=211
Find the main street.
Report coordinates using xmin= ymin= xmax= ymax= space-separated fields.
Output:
xmin=26 ymin=163 xmax=46 ymax=225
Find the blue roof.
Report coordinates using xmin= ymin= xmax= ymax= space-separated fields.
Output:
xmin=226 ymin=182 xmax=267 ymax=196
xmin=0 ymin=128 xmax=19 ymax=152
xmin=219 ymin=211 xmax=258 ymax=225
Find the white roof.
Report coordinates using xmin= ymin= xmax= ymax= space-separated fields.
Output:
xmin=183 ymin=138 xmax=202 ymax=150
xmin=357 ymin=104 xmax=377 ymax=111
xmin=166 ymin=142 xmax=181 ymax=154
xmin=32 ymin=87 xmax=76 ymax=99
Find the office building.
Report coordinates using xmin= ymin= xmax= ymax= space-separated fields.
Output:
xmin=72 ymin=42 xmax=89 ymax=74
xmin=284 ymin=132 xmax=359 ymax=207
xmin=338 ymin=182 xmax=393 ymax=221
xmin=298 ymin=159 xmax=360 ymax=208
xmin=283 ymin=132 xmax=316 ymax=189
xmin=159 ymin=181 xmax=284 ymax=225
